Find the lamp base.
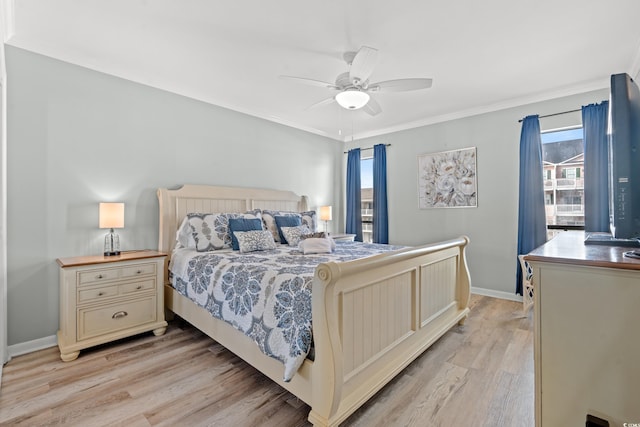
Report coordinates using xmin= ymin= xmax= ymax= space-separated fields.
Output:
xmin=104 ymin=228 xmax=121 ymax=256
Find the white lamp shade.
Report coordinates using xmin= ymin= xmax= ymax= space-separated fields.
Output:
xmin=335 ymin=90 xmax=370 ymax=110
xmin=99 ymin=202 xmax=125 ymax=229
xmin=319 ymin=205 xmax=333 ymax=221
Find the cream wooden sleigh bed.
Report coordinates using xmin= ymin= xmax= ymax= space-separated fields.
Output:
xmin=157 ymin=184 xmax=471 ymax=426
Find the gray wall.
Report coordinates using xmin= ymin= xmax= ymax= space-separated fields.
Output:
xmin=6 ymin=45 xmax=609 ymax=347
xmin=6 ymin=46 xmax=342 ymax=346
xmin=354 ymin=89 xmax=607 ymax=295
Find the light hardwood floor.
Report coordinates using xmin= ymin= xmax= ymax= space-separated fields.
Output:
xmin=0 ymin=295 xmax=533 ymax=426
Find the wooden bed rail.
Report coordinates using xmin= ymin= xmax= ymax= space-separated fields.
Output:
xmin=320 ymin=236 xmax=470 ymax=279
xmin=309 ymin=236 xmax=471 ymax=426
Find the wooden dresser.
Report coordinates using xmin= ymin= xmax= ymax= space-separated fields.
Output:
xmin=56 ymin=250 xmax=168 ymax=361
xmin=525 ymin=231 xmax=640 ymax=426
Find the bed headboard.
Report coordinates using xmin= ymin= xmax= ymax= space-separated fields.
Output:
xmin=157 ymin=184 xmax=309 ymax=255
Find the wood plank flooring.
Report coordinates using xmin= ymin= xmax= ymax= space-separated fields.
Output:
xmin=0 ymin=295 xmax=534 ymax=426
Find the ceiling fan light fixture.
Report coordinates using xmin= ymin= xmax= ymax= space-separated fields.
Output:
xmin=335 ymin=90 xmax=370 ymax=110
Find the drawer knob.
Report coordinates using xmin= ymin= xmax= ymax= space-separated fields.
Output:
xmin=112 ymin=311 xmax=128 ymax=319
xmin=136 ymin=285 xmax=142 ymax=290
xmin=98 ymin=292 xmax=105 ymax=296
xmin=96 ymin=274 xmax=104 ymax=279
xmin=136 ymin=270 xmax=143 ymax=274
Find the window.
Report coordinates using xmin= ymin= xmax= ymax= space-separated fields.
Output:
xmin=541 ymin=127 xmax=584 ymax=230
xmin=361 ymin=157 xmax=373 ymax=243
xmin=561 ymin=167 xmax=580 ymax=179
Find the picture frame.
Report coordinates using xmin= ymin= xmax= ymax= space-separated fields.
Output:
xmin=417 ymin=147 xmax=477 ymax=209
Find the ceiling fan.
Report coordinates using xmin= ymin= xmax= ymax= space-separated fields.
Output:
xmin=280 ymin=46 xmax=433 ymax=116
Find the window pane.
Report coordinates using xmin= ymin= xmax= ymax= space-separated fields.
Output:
xmin=361 ymin=158 xmax=373 ymax=243
xmin=541 ymin=128 xmax=584 ymax=231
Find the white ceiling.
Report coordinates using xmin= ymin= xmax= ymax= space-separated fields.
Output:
xmin=6 ymin=0 xmax=640 ymax=141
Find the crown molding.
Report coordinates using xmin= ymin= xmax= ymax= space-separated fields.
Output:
xmin=349 ymin=78 xmax=609 ymax=141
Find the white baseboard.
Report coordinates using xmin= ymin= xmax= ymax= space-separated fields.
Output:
xmin=8 ymin=334 xmax=57 ymax=359
xmin=471 ymin=286 xmax=523 ymax=302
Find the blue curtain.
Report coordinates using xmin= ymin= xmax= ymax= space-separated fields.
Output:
xmin=516 ymin=115 xmax=547 ymax=295
xmin=582 ymin=101 xmax=610 ymax=232
xmin=373 ymin=144 xmax=389 ymax=244
xmin=346 ymin=148 xmax=363 ymax=241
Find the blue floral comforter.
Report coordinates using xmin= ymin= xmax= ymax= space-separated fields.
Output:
xmin=169 ymin=241 xmax=404 ymax=381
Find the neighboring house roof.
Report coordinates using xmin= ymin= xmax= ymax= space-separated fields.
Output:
xmin=559 ymin=153 xmax=584 ymax=165
xmin=361 ymin=188 xmax=373 ymax=201
xmin=542 ymin=139 xmax=583 ymax=164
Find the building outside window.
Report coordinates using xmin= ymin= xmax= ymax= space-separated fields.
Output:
xmin=541 ymin=127 xmax=584 ymax=238
xmin=361 ymin=157 xmax=373 ymax=243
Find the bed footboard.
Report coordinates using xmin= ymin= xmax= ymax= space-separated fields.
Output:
xmin=308 ymin=236 xmax=471 ymax=426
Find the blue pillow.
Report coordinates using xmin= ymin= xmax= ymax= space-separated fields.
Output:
xmin=274 ymin=215 xmax=302 ymax=244
xmin=229 ymin=217 xmax=263 ymax=250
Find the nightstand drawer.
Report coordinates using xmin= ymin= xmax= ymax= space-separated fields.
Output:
xmin=78 ymin=296 xmax=157 ymax=340
xmin=78 ymin=285 xmax=119 ymax=303
xmin=77 ymin=262 xmax=156 ymax=286
xmin=78 ymin=268 xmax=119 ymax=285
xmin=77 ymin=278 xmax=155 ymax=304
xmin=121 ymin=263 xmax=156 ymax=279
xmin=120 ymin=279 xmax=155 ymax=295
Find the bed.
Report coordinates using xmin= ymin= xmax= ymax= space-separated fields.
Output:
xmin=157 ymin=184 xmax=471 ymax=426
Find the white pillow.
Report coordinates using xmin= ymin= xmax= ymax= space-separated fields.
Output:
xmin=298 ymin=237 xmax=335 ymax=254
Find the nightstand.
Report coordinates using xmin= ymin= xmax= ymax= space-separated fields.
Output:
xmin=56 ymin=250 xmax=168 ymax=362
xmin=330 ymin=233 xmax=356 ymax=241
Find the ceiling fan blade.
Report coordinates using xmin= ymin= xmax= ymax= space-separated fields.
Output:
xmin=362 ymin=97 xmax=382 ymax=116
xmin=305 ymin=96 xmax=336 ymax=110
xmin=369 ymin=78 xmax=433 ymax=92
xmin=279 ymin=75 xmax=339 ymax=90
xmin=349 ymin=46 xmax=378 ymax=85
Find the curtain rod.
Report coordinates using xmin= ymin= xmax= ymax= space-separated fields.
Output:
xmin=343 ymin=143 xmax=391 ymax=154
xmin=518 ymin=108 xmax=581 ymax=123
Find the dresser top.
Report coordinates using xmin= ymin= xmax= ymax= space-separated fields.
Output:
xmin=56 ymin=250 xmax=166 ymax=268
xmin=525 ymin=231 xmax=640 ymax=271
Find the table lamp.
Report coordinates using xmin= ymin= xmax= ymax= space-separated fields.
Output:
xmin=319 ymin=205 xmax=332 ymax=233
xmin=99 ymin=202 xmax=124 ymax=256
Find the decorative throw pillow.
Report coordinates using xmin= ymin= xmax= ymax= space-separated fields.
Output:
xmin=280 ymin=225 xmax=312 ymax=247
xmin=234 ymin=230 xmax=277 ymax=253
xmin=228 ymin=217 xmax=264 ymax=250
xmin=184 ymin=213 xmax=229 ymax=251
xmin=300 ymin=210 xmax=318 ymax=232
xmin=245 ymin=208 xmax=262 ymax=217
xmin=274 ymin=215 xmax=302 ymax=244
xmin=182 ymin=211 xmax=262 ymax=251
xmin=262 ymin=210 xmax=301 ymax=242
xmin=300 ymin=231 xmax=328 ymax=240
xmin=176 ymin=216 xmax=196 ymax=249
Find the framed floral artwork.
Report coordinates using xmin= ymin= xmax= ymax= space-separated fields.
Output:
xmin=418 ymin=147 xmax=477 ymax=208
